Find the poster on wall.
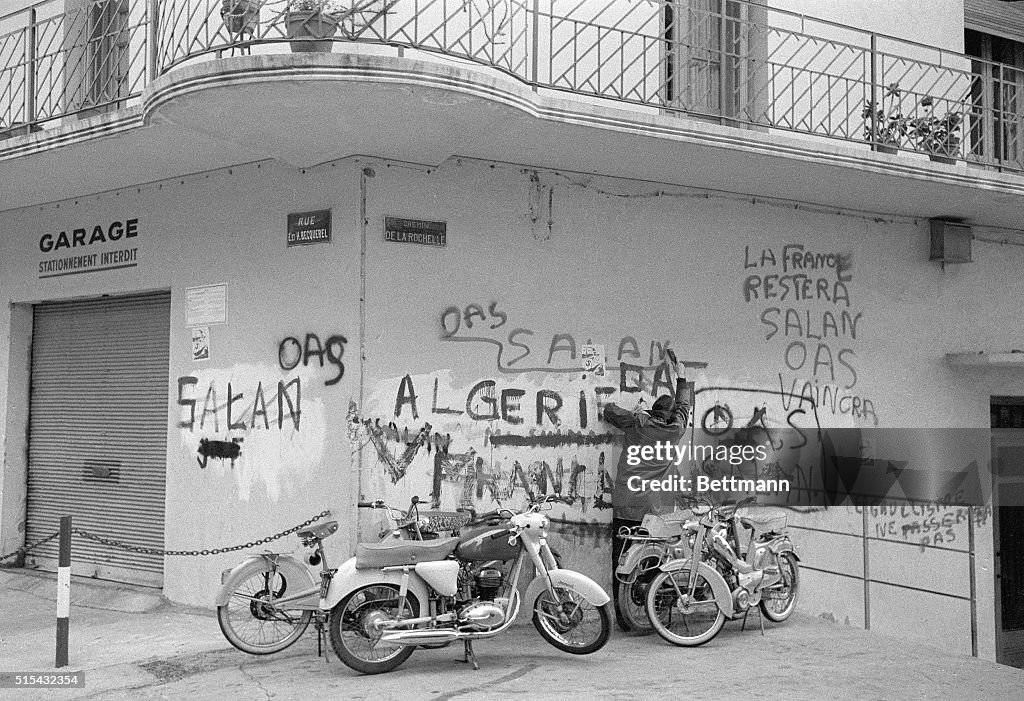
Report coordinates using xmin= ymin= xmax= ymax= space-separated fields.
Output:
xmin=581 ymin=343 xmax=606 ymax=377
xmin=186 ymin=283 xmax=228 ymax=326
xmin=191 ymin=327 xmax=210 ymax=361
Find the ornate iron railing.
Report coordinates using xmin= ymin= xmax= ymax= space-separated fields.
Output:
xmin=1 ymin=0 xmax=1023 ymax=172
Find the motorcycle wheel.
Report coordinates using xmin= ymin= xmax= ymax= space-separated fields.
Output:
xmin=329 ymin=583 xmax=420 ymax=674
xmin=760 ymin=551 xmax=799 ymax=622
xmin=645 ymin=568 xmax=725 ymax=647
xmin=532 ymin=586 xmax=611 ymax=654
xmin=615 ymin=555 xmax=661 ymax=634
xmin=217 ymin=567 xmax=312 ymax=655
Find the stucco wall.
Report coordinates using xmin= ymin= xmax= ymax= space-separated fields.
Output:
xmin=0 ymin=160 xmax=362 ymax=604
xmin=353 ymin=157 xmax=1009 ymax=658
xmin=0 ymin=154 xmax=1017 ymax=659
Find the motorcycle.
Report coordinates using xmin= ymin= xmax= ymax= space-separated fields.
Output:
xmin=614 ymin=512 xmax=692 ymax=633
xmin=644 ymin=496 xmax=800 ymax=646
xmin=215 ymin=497 xmax=456 ymax=656
xmin=326 ymin=495 xmax=612 ymax=674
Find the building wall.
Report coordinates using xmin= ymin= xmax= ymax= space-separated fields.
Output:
xmin=0 ymin=154 xmax=1017 ymax=659
xmin=775 ymin=1 xmax=966 ymax=52
xmin=0 ymin=161 xmax=363 ymax=604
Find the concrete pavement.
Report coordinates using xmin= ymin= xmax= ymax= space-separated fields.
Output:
xmin=1 ymin=567 xmax=1022 ymax=700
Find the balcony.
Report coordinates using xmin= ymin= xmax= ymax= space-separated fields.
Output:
xmin=2 ymin=0 xmax=1023 ymax=224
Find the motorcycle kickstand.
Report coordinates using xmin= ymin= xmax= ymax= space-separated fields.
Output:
xmin=740 ymin=606 xmax=766 ymax=636
xmin=315 ymin=613 xmax=329 ymax=661
xmin=457 ymin=639 xmax=480 ymax=671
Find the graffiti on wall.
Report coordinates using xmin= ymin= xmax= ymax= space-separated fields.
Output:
xmin=197 ymin=437 xmax=242 ymax=469
xmin=354 ymin=302 xmax=848 ymax=518
xmin=278 ymin=333 xmax=347 ymax=386
xmin=858 ymin=503 xmax=992 ymax=553
xmin=177 ymin=376 xmax=302 ymax=432
xmin=441 ymin=301 xmax=676 ymax=388
xmin=743 ymin=244 xmax=879 ymax=426
xmin=177 ymin=335 xmax=341 ymax=498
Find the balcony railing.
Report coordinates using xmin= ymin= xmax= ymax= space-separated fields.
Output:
xmin=2 ymin=0 xmax=1023 ymax=172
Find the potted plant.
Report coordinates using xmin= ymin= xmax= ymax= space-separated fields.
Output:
xmin=285 ymin=0 xmax=344 ymax=52
xmin=861 ymin=83 xmax=910 ymax=154
xmin=221 ymin=0 xmax=260 ymax=36
xmin=910 ymin=96 xmax=963 ymax=165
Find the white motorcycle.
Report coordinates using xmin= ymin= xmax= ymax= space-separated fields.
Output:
xmin=215 ymin=498 xmax=448 ymax=656
xmin=214 ymin=497 xmax=612 ymax=673
xmin=328 ymin=496 xmax=612 ymax=673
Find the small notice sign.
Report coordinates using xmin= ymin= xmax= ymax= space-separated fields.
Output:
xmin=384 ymin=217 xmax=447 ymax=247
xmin=288 ymin=210 xmax=332 ymax=247
xmin=186 ymin=284 xmax=227 ymax=326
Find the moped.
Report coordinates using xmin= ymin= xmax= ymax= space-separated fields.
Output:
xmin=614 ymin=512 xmax=692 ymax=633
xmin=644 ymin=496 xmax=799 ymax=646
xmin=327 ymin=495 xmax=612 ymax=673
xmin=215 ymin=497 xmax=450 ymax=655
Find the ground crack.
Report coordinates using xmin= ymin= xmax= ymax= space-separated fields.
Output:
xmin=238 ymin=663 xmax=275 ymax=700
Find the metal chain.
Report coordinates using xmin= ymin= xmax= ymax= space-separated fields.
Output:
xmin=51 ymin=510 xmax=332 ymax=558
xmin=0 ymin=531 xmax=60 ymax=563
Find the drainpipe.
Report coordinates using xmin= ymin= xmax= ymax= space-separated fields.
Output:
xmin=356 ymin=166 xmax=375 ymax=546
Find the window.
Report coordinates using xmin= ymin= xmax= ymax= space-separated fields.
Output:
xmin=966 ymin=29 xmax=1024 ymax=169
xmin=663 ymin=0 xmax=761 ymax=123
xmin=87 ymin=0 xmax=131 ymax=110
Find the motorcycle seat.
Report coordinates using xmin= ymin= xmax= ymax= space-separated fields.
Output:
xmin=740 ymin=512 xmax=787 ymax=533
xmin=355 ymin=536 xmax=461 ymax=569
xmin=296 ymin=520 xmax=339 ymax=541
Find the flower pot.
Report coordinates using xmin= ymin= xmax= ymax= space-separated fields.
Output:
xmin=221 ymin=0 xmax=259 ymax=35
xmin=875 ymin=143 xmax=899 ymax=155
xmin=928 ymin=154 xmax=957 ymax=165
xmin=285 ymin=11 xmax=339 ymax=52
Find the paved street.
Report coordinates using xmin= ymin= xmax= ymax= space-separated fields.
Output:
xmin=2 ymin=568 xmax=1022 ymax=700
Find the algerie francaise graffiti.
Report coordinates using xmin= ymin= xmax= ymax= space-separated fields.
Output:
xmin=356 ymin=243 xmax=876 ymax=522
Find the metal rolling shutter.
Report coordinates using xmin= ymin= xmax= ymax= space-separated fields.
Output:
xmin=25 ymin=292 xmax=170 ymax=587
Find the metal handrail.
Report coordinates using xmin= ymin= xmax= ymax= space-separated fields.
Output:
xmin=1 ymin=0 xmax=1023 ymax=172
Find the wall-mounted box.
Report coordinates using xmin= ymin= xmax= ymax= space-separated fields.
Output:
xmin=930 ymin=220 xmax=972 ymax=264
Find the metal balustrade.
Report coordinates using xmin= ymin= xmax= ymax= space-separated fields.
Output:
xmin=1 ymin=0 xmax=1023 ymax=172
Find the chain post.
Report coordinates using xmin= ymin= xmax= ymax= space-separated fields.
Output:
xmin=56 ymin=516 xmax=72 ymax=668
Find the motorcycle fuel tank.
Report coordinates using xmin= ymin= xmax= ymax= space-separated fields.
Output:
xmin=456 ymin=522 xmax=520 ymax=561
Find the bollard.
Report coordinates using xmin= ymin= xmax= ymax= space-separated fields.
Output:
xmin=56 ymin=516 xmax=71 ymax=668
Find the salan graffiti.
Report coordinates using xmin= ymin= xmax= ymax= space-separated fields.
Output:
xmin=177 ymin=376 xmax=301 ymax=431
xmin=440 ymin=301 xmax=677 ymax=378
xmin=742 ymin=243 xmax=879 ymax=426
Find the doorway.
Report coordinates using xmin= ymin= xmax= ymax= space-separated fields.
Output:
xmin=24 ymin=292 xmax=170 ymax=587
xmin=991 ymin=398 xmax=1024 ymax=667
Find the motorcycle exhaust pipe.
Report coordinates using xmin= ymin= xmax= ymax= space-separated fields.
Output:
xmin=378 ymin=629 xmax=462 ymax=646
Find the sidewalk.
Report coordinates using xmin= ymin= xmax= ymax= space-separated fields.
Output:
xmin=2 ymin=567 xmax=1023 ymax=700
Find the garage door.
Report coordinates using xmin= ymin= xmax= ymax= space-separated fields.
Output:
xmin=25 ymin=292 xmax=170 ymax=587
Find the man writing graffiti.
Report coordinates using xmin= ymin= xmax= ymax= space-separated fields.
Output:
xmin=602 ymin=349 xmax=689 ymax=631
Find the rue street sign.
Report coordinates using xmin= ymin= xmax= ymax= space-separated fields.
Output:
xmin=287 ymin=210 xmax=331 ymax=247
